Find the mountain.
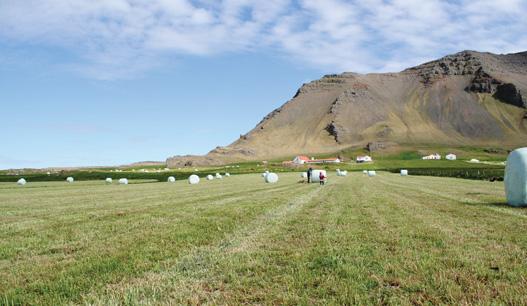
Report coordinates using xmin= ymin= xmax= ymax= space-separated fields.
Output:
xmin=167 ymin=50 xmax=527 ymax=167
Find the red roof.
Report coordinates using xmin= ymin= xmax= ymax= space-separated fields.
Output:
xmin=296 ymin=155 xmax=310 ymax=161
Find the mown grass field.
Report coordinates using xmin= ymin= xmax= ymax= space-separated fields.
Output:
xmin=1 ymin=172 xmax=526 ymax=305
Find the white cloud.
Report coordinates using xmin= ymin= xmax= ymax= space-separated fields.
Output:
xmin=0 ymin=0 xmax=526 ymax=78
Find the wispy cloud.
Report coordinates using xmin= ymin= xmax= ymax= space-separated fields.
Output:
xmin=0 ymin=0 xmax=526 ymax=79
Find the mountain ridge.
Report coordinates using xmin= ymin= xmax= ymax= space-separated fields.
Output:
xmin=167 ymin=50 xmax=527 ymax=167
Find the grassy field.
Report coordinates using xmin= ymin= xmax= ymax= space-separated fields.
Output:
xmin=1 ymin=172 xmax=526 ymax=304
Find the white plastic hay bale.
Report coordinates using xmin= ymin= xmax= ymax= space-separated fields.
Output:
xmin=167 ymin=176 xmax=176 ymax=183
xmin=105 ymin=178 xmax=113 ymax=184
xmin=400 ymin=169 xmax=408 ymax=176
xmin=207 ymin=175 xmax=214 ymax=181
xmin=225 ymin=173 xmax=230 ymax=177
xmin=505 ymin=148 xmax=527 ymax=207
xmin=367 ymin=170 xmax=376 ymax=177
xmin=311 ymin=170 xmax=327 ymax=183
xmin=363 ymin=170 xmax=368 ymax=174
xmin=300 ymin=172 xmax=308 ymax=178
xmin=188 ymin=174 xmax=200 ymax=185
xmin=66 ymin=177 xmax=74 ymax=183
xmin=215 ymin=173 xmax=222 ymax=179
xmin=119 ymin=178 xmax=128 ymax=185
xmin=265 ymin=172 xmax=279 ymax=183
xmin=17 ymin=178 xmax=27 ymax=186
xmin=339 ymin=170 xmax=348 ymax=176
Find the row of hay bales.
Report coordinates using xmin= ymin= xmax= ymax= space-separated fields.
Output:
xmin=15 ymin=173 xmax=233 ymax=186
xmin=13 ymin=147 xmax=526 ymax=207
xmin=361 ymin=169 xmax=408 ymax=177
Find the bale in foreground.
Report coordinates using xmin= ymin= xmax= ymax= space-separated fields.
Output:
xmin=505 ymin=147 xmax=527 ymax=207
xmin=119 ymin=178 xmax=128 ymax=185
xmin=167 ymin=176 xmax=176 ymax=183
xmin=105 ymin=178 xmax=112 ymax=184
xmin=17 ymin=178 xmax=26 ymax=186
xmin=66 ymin=177 xmax=74 ymax=183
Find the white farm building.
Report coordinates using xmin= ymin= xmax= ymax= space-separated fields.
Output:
xmin=356 ymin=155 xmax=372 ymax=163
xmin=445 ymin=153 xmax=457 ymax=160
xmin=422 ymin=153 xmax=441 ymax=160
xmin=292 ymin=155 xmax=341 ymax=165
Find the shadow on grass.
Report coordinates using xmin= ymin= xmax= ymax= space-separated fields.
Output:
xmin=462 ymin=200 xmax=527 ymax=210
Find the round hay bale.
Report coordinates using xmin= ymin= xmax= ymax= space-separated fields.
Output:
xmin=105 ymin=178 xmax=113 ymax=184
xmin=265 ymin=173 xmax=279 ymax=183
xmin=311 ymin=170 xmax=327 ymax=183
xmin=225 ymin=173 xmax=230 ymax=177
xmin=300 ymin=172 xmax=308 ymax=178
xmin=505 ymin=148 xmax=527 ymax=206
xmin=167 ymin=176 xmax=176 ymax=183
xmin=119 ymin=178 xmax=128 ymax=185
xmin=17 ymin=178 xmax=27 ymax=186
xmin=367 ymin=170 xmax=376 ymax=177
xmin=363 ymin=170 xmax=368 ymax=174
xmin=188 ymin=174 xmax=200 ymax=185
xmin=66 ymin=177 xmax=74 ymax=183
xmin=215 ymin=173 xmax=222 ymax=179
xmin=339 ymin=170 xmax=348 ymax=176
xmin=207 ymin=175 xmax=214 ymax=181
xmin=400 ymin=169 xmax=408 ymax=176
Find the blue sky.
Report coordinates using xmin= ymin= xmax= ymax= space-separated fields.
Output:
xmin=1 ymin=0 xmax=526 ymax=169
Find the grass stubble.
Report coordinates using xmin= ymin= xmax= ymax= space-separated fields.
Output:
xmin=0 ymin=173 xmax=526 ymax=305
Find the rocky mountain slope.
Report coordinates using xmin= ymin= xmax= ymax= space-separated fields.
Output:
xmin=167 ymin=50 xmax=527 ymax=167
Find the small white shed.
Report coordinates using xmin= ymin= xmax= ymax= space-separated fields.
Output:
xmin=445 ymin=153 xmax=457 ymax=160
